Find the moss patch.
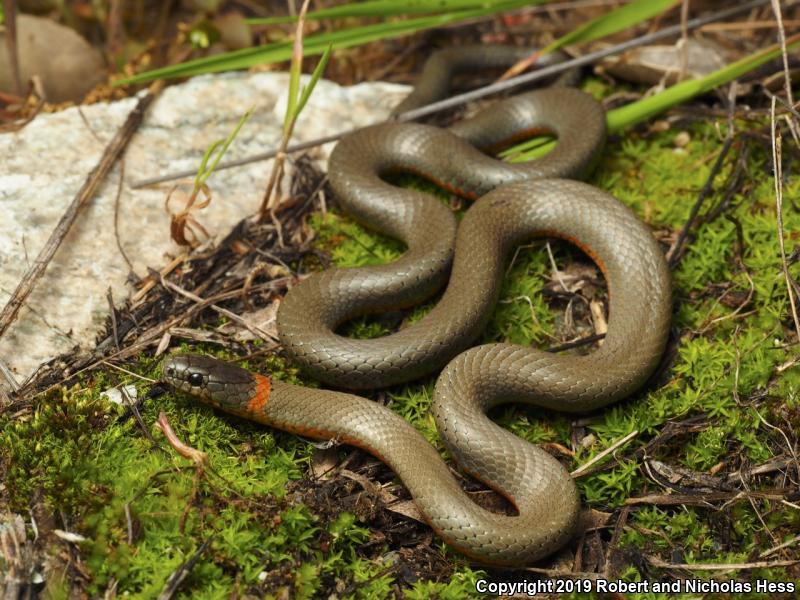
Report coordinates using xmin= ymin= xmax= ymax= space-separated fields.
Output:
xmin=3 ymin=85 xmax=799 ymax=599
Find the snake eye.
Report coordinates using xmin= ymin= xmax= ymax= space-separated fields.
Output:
xmin=166 ymin=367 xmax=175 ymax=377
xmin=188 ymin=372 xmax=204 ymax=387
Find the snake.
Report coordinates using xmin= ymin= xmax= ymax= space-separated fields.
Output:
xmin=161 ymin=46 xmax=672 ymax=566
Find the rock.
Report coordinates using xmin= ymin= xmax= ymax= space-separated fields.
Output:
xmin=0 ymin=14 xmax=106 ymax=103
xmin=214 ymin=11 xmax=252 ymax=50
xmin=597 ymin=39 xmax=729 ymax=86
xmin=0 ymin=71 xmax=409 ymax=388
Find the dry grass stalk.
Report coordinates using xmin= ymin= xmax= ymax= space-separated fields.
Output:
xmin=259 ymin=0 xmax=314 ymax=219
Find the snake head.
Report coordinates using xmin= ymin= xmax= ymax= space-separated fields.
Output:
xmin=161 ymin=354 xmax=260 ymax=415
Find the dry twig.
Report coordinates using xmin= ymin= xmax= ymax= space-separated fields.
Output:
xmin=571 ymin=430 xmax=638 ymax=478
xmin=645 ymin=555 xmax=799 ymax=571
xmin=770 ymin=97 xmax=800 ymax=340
xmin=260 ymin=0 xmax=313 ymax=218
xmin=770 ymin=0 xmax=798 ymax=142
xmin=160 ymin=277 xmax=279 ymax=343
xmin=625 ymin=490 xmax=792 ymax=506
xmin=760 ymin=533 xmax=800 ymax=558
xmin=156 ymin=536 xmax=214 ymax=600
xmin=666 ymin=135 xmax=736 ymax=267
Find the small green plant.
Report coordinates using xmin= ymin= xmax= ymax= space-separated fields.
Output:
xmin=166 ymin=107 xmax=253 ymax=246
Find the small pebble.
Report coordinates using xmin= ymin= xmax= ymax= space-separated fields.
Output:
xmin=674 ymin=131 xmax=691 ymax=148
xmin=651 ymin=119 xmax=670 ymax=133
xmin=100 ymin=384 xmax=138 ymax=405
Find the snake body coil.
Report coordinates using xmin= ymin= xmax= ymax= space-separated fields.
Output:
xmin=162 ymin=48 xmax=672 ymax=566
xmin=277 ymin=85 xmax=607 ymax=389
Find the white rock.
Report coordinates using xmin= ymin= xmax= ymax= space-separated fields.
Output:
xmin=0 ymin=72 xmax=409 ymax=389
xmin=100 ymin=384 xmax=138 ymax=405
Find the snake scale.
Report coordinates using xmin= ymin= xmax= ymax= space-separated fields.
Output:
xmin=162 ymin=46 xmax=672 ymax=566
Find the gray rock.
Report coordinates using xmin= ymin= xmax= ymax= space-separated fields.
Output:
xmin=598 ymin=39 xmax=729 ymax=86
xmin=0 ymin=14 xmax=106 ymax=102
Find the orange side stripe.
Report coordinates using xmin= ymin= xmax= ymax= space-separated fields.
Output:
xmin=247 ymin=374 xmax=271 ymax=413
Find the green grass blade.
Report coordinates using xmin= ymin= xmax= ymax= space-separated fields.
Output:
xmin=248 ymin=0 xmax=530 ymax=25
xmin=541 ymin=0 xmax=680 ymax=54
xmin=196 ymin=108 xmax=254 ymax=188
xmin=285 ymin=52 xmax=302 ymax=133
xmin=119 ymin=0 xmax=679 ymax=85
xmin=606 ymin=34 xmax=800 ymax=131
xmin=297 ymin=45 xmax=333 ymax=116
xmin=115 ymin=0 xmax=538 ymax=85
xmin=195 ymin=140 xmax=224 ymax=189
xmin=508 ymin=35 xmax=800 ymax=162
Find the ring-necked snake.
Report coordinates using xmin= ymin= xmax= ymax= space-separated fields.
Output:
xmin=162 ymin=46 xmax=672 ymax=566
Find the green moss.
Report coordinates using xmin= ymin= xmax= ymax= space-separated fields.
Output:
xmin=5 ymin=95 xmax=800 ymax=598
xmin=1 ymin=385 xmax=114 ymax=512
xmin=307 ymin=113 xmax=800 ymax=594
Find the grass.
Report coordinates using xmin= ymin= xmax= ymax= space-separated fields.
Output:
xmin=115 ymin=0 xmax=543 ymax=85
xmin=4 ymin=60 xmax=800 ymax=600
xmin=116 ymin=0 xmax=685 ymax=85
